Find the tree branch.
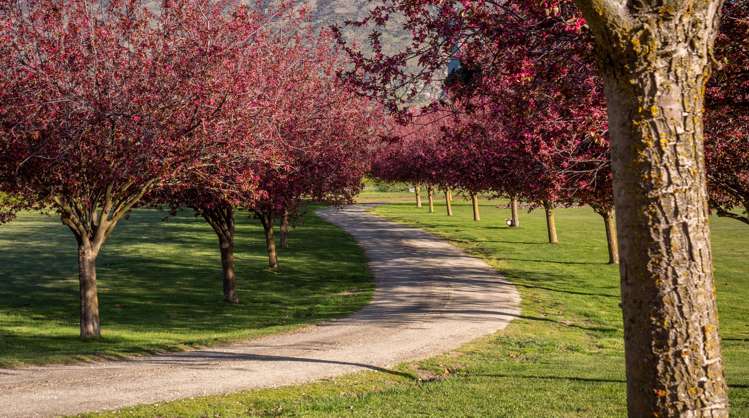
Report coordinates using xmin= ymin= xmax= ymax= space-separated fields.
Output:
xmin=574 ymin=0 xmax=632 ymax=42
xmin=715 ymin=207 xmax=749 ymax=225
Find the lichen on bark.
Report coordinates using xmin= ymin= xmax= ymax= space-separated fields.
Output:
xmin=574 ymin=1 xmax=729 ymax=416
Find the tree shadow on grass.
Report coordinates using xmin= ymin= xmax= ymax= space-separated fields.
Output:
xmin=0 ymin=209 xmax=372 ymax=366
xmin=497 ymin=257 xmax=610 ymax=266
xmin=466 ymin=373 xmax=625 ymax=384
xmin=500 ymin=268 xmax=619 ymax=299
xmin=140 ymin=351 xmax=418 ymax=380
xmin=453 ymin=237 xmax=549 ymax=245
xmin=510 ymin=281 xmax=619 ymax=300
xmin=0 ymin=333 xmax=155 ymax=367
xmin=505 ymin=312 xmax=618 ymax=334
xmin=459 ymin=373 xmax=749 ymax=389
xmin=462 ymin=374 xmax=747 ymax=389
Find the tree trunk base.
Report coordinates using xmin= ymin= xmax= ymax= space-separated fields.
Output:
xmin=544 ymin=201 xmax=559 ymax=245
xmin=510 ymin=197 xmax=520 ymax=228
xmin=428 ymin=186 xmax=435 ymax=213
xmin=78 ymin=245 xmax=101 ymax=339
xmin=471 ymin=193 xmax=480 ymax=221
xmin=445 ymin=190 xmax=453 ymax=217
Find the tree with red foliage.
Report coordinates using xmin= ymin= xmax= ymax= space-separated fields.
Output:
xmin=394 ymin=9 xmax=608 ymax=245
xmin=0 ymin=0 xmax=269 ymax=337
xmin=153 ymin=5 xmax=311 ymax=303
xmin=706 ymin=0 xmax=749 ymax=225
xmin=563 ymin=137 xmax=618 ymax=264
xmin=339 ymin=0 xmax=730 ymax=414
xmin=372 ymin=108 xmax=461 ymax=216
xmin=156 ymin=142 xmax=261 ymax=304
xmin=248 ymin=30 xmax=381 ymax=268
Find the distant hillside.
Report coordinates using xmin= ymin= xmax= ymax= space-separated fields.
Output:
xmin=303 ymin=0 xmax=442 ymax=104
xmin=303 ymin=0 xmax=411 ymax=55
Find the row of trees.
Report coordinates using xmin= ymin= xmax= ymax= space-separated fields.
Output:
xmin=1 ymin=0 xmax=747 ymax=415
xmin=372 ymin=103 xmax=617 ymax=261
xmin=341 ymin=0 xmax=747 ymax=416
xmin=0 ymin=0 xmax=382 ymax=338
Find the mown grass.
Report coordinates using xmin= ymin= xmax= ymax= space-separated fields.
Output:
xmin=0 ymin=208 xmax=373 ymax=367
xmin=88 ymin=193 xmax=749 ymax=417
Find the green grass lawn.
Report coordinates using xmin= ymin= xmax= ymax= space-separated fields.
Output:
xmin=0 ymin=208 xmax=373 ymax=367
xmin=88 ymin=193 xmax=749 ymax=417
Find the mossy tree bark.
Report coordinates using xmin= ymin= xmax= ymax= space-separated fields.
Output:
xmin=543 ymin=200 xmax=559 ymax=244
xmin=471 ymin=192 xmax=480 ymax=221
xmin=510 ymin=196 xmax=520 ymax=228
xmin=574 ymin=1 xmax=728 ymax=416
xmin=201 ymin=204 xmax=239 ymax=304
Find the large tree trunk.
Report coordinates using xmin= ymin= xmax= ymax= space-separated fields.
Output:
xmin=510 ymin=196 xmax=520 ymax=228
xmin=445 ymin=189 xmax=453 ymax=216
xmin=260 ymin=213 xmax=278 ymax=269
xmin=202 ymin=206 xmax=239 ymax=304
xmin=602 ymin=208 xmax=620 ymax=265
xmin=575 ymin=2 xmax=728 ymax=416
xmin=605 ymin=66 xmax=728 ymax=416
xmin=280 ymin=209 xmax=290 ymax=249
xmin=78 ymin=244 xmax=100 ymax=339
xmin=414 ymin=184 xmax=422 ymax=208
xmin=427 ymin=185 xmax=435 ymax=213
xmin=543 ymin=201 xmax=558 ymax=244
xmin=471 ymin=192 xmax=480 ymax=221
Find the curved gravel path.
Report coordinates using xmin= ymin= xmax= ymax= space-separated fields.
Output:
xmin=0 ymin=205 xmax=520 ymax=418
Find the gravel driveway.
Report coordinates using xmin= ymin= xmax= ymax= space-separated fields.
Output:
xmin=0 ymin=205 xmax=520 ymax=417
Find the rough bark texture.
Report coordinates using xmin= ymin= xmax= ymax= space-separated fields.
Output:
xmin=575 ymin=1 xmax=728 ymax=416
xmin=428 ymin=185 xmax=435 ymax=213
xmin=280 ymin=209 xmax=290 ymax=249
xmin=415 ymin=185 xmax=422 ymax=208
xmin=78 ymin=244 xmax=100 ymax=338
xmin=543 ymin=201 xmax=559 ymax=244
xmin=602 ymin=208 xmax=620 ymax=265
xmin=471 ymin=193 xmax=481 ymax=221
xmin=445 ymin=189 xmax=453 ymax=216
xmin=202 ymin=205 xmax=239 ymax=304
xmin=510 ymin=196 xmax=520 ymax=228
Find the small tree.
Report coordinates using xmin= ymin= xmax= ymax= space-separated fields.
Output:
xmin=248 ymin=30 xmax=380 ymax=267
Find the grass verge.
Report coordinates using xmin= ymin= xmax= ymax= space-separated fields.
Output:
xmin=0 ymin=208 xmax=373 ymax=367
